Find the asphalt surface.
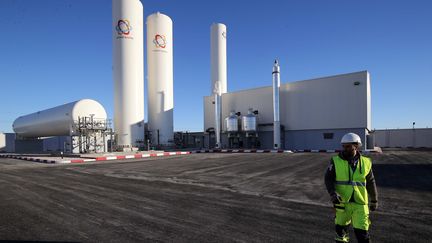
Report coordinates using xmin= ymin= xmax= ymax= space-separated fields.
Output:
xmin=0 ymin=151 xmax=431 ymax=242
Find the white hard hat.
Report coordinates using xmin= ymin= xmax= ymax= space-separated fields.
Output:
xmin=341 ymin=133 xmax=362 ymax=145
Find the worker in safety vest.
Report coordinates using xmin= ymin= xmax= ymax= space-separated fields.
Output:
xmin=325 ymin=133 xmax=378 ymax=243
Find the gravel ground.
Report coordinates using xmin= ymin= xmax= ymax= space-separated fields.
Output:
xmin=0 ymin=151 xmax=431 ymax=242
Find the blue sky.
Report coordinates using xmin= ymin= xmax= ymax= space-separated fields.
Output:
xmin=0 ymin=0 xmax=431 ymax=133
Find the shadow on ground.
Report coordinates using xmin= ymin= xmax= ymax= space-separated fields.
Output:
xmin=374 ymin=164 xmax=432 ymax=191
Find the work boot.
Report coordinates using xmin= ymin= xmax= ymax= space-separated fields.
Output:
xmin=335 ymin=224 xmax=349 ymax=243
xmin=354 ymin=228 xmax=370 ymax=243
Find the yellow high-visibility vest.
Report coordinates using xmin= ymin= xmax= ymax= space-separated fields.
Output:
xmin=333 ymin=155 xmax=372 ymax=205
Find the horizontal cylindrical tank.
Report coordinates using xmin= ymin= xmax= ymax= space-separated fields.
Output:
xmin=225 ymin=111 xmax=239 ymax=132
xmin=242 ymin=109 xmax=257 ymax=132
xmin=13 ymin=99 xmax=107 ymax=138
xmin=147 ymin=12 xmax=174 ymax=145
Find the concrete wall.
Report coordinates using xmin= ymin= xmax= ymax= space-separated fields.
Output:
xmin=285 ymin=128 xmax=367 ymax=150
xmin=13 ymin=135 xmax=108 ymax=154
xmin=204 ymin=71 xmax=371 ymax=149
xmin=15 ymin=139 xmax=44 ymax=153
xmin=44 ymin=136 xmax=72 ymax=153
xmin=0 ymin=133 xmax=4 ymax=151
xmin=374 ymin=128 xmax=432 ymax=148
xmin=0 ymin=133 xmax=15 ymax=152
xmin=199 ymin=128 xmax=367 ymax=150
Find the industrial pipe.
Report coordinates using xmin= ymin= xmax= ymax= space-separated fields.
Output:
xmin=272 ymin=60 xmax=281 ymax=149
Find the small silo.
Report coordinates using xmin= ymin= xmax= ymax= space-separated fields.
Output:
xmin=147 ymin=12 xmax=174 ymax=146
xmin=242 ymin=108 xmax=259 ymax=149
xmin=225 ymin=111 xmax=239 ymax=133
xmin=225 ymin=111 xmax=241 ymax=148
xmin=242 ymin=108 xmax=258 ymax=135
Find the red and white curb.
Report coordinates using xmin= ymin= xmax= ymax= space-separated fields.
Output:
xmin=60 ymin=151 xmax=191 ymax=164
xmin=190 ymin=149 xmax=377 ymax=153
xmin=0 ymin=151 xmax=191 ymax=164
xmin=294 ymin=149 xmax=378 ymax=153
xmin=191 ymin=149 xmax=294 ymax=153
xmin=0 ymin=154 xmax=58 ymax=163
xmin=295 ymin=149 xmax=341 ymax=153
xmin=0 ymin=149 xmax=379 ymax=164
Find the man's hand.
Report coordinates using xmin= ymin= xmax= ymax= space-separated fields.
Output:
xmin=369 ymin=201 xmax=378 ymax=211
xmin=330 ymin=192 xmax=343 ymax=204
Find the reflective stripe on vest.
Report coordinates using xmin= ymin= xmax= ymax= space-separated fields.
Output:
xmin=333 ymin=155 xmax=372 ymax=205
xmin=335 ymin=181 xmax=367 ymax=187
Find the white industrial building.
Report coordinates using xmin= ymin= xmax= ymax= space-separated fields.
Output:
xmin=204 ymin=71 xmax=373 ymax=150
xmin=204 ymin=22 xmax=375 ymax=151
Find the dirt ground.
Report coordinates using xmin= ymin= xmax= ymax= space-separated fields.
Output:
xmin=0 ymin=150 xmax=431 ymax=242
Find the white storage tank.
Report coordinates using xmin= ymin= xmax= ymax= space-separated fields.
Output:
xmin=210 ymin=23 xmax=227 ymax=94
xmin=225 ymin=111 xmax=239 ymax=132
xmin=13 ymin=99 xmax=107 ymax=138
xmin=112 ymin=0 xmax=145 ymax=148
xmin=147 ymin=12 xmax=174 ymax=145
xmin=242 ymin=109 xmax=257 ymax=132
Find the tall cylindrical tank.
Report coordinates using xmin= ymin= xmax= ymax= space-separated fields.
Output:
xmin=211 ymin=23 xmax=227 ymax=95
xmin=242 ymin=109 xmax=257 ymax=132
xmin=211 ymin=23 xmax=226 ymax=149
xmin=113 ymin=0 xmax=145 ymax=149
xmin=225 ymin=111 xmax=239 ymax=132
xmin=147 ymin=12 xmax=174 ymax=146
xmin=13 ymin=99 xmax=107 ymax=138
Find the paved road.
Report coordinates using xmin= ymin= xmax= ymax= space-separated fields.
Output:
xmin=0 ymin=151 xmax=431 ymax=242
